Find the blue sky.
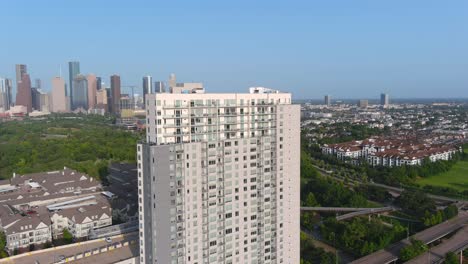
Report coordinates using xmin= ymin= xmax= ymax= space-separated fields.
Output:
xmin=1 ymin=0 xmax=467 ymax=99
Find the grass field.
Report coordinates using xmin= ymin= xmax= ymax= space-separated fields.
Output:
xmin=417 ymin=160 xmax=468 ymax=191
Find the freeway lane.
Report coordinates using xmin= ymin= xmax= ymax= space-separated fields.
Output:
xmin=0 ymin=233 xmax=138 ymax=264
xmin=351 ymin=211 xmax=468 ymax=264
xmin=407 ymin=225 xmax=468 ymax=263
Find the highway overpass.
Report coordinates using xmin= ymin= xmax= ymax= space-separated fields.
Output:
xmin=351 ymin=211 xmax=468 ymax=264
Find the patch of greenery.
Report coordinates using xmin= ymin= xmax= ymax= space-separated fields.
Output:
xmin=0 ymin=231 xmax=8 ymax=258
xmin=399 ymin=238 xmax=428 ymax=261
xmin=417 ymin=160 xmax=468 ymax=191
xmin=320 ymin=217 xmax=406 ymax=257
xmin=300 ymin=232 xmax=337 ymax=264
xmin=62 ymin=228 xmax=73 ymax=244
xmin=444 ymin=252 xmax=458 ymax=264
xmin=0 ymin=114 xmax=142 ymax=181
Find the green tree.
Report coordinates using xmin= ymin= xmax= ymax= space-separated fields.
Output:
xmin=400 ymin=239 xmax=428 ymax=261
xmin=62 ymin=228 xmax=73 ymax=244
xmin=444 ymin=252 xmax=458 ymax=264
xmin=0 ymin=231 xmax=8 ymax=258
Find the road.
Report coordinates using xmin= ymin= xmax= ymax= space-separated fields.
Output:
xmin=0 ymin=233 xmax=138 ymax=264
xmin=406 ymin=225 xmax=468 ymax=263
xmin=350 ymin=211 xmax=468 ymax=264
xmin=70 ymin=243 xmax=138 ymax=264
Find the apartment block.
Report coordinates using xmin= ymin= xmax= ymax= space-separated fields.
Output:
xmin=0 ymin=168 xmax=112 ymax=252
xmin=137 ymin=86 xmax=300 ymax=264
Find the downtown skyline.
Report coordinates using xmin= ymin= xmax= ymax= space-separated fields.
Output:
xmin=1 ymin=0 xmax=468 ymax=99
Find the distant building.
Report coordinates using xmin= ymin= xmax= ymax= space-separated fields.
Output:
xmin=154 ymin=81 xmax=165 ymax=93
xmin=15 ymin=64 xmax=27 ymax=86
xmin=68 ymin=61 xmax=80 ymax=101
xmin=0 ymin=78 xmax=13 ymax=111
xmin=87 ymin=74 xmax=97 ymax=109
xmin=119 ymin=94 xmax=135 ymax=122
xmin=39 ymin=92 xmax=50 ymax=112
xmin=16 ymin=73 xmax=32 ymax=113
xmin=110 ymin=75 xmax=121 ymax=114
xmin=325 ymin=95 xmax=331 ymax=106
xmin=96 ymin=88 xmax=108 ymax=112
xmin=106 ymin=88 xmax=112 ymax=112
xmin=51 ymin=77 xmax=67 ymax=112
xmin=380 ymin=93 xmax=389 ymax=107
xmin=142 ymin=76 xmax=152 ymax=107
xmin=168 ymin=73 xmax=176 ymax=88
xmin=72 ymin=75 xmax=88 ymax=110
xmin=34 ymin=78 xmax=42 ymax=90
xmin=167 ymin=73 xmax=204 ymax=94
xmin=96 ymin=77 xmax=102 ymax=90
xmin=31 ymin=87 xmax=41 ymax=111
xmin=358 ymin=99 xmax=368 ymax=108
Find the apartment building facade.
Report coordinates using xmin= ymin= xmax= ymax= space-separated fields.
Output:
xmin=137 ymin=87 xmax=300 ymax=264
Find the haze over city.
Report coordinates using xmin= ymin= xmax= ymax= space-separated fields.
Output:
xmin=1 ymin=1 xmax=468 ymax=264
xmin=2 ymin=0 xmax=468 ymax=99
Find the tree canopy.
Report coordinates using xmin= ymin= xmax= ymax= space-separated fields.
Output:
xmin=0 ymin=114 xmax=142 ymax=181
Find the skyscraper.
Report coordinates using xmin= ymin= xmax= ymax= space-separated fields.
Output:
xmin=96 ymin=88 xmax=108 ymax=112
xmin=138 ymin=85 xmax=300 ymax=264
xmin=325 ymin=95 xmax=331 ymax=106
xmin=16 ymin=73 xmax=32 ymax=112
xmin=31 ymin=88 xmax=41 ymax=111
xmin=154 ymin=81 xmax=165 ymax=93
xmin=96 ymin=77 xmax=102 ymax=90
xmin=15 ymin=64 xmax=27 ymax=85
xmin=87 ymin=74 xmax=97 ymax=109
xmin=71 ymin=75 xmax=88 ymax=110
xmin=51 ymin=77 xmax=67 ymax=112
xmin=142 ymin=76 xmax=153 ymax=106
xmin=168 ymin=73 xmax=176 ymax=89
xmin=380 ymin=93 xmax=389 ymax=107
xmin=68 ymin=61 xmax=80 ymax=101
xmin=110 ymin=75 xmax=121 ymax=114
xmin=0 ymin=78 xmax=12 ymax=111
xmin=34 ymin=78 xmax=42 ymax=89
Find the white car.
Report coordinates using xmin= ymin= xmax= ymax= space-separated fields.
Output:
xmin=105 ymin=237 xmax=112 ymax=243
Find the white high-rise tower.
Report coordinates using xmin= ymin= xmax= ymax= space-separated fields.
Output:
xmin=137 ymin=83 xmax=300 ymax=264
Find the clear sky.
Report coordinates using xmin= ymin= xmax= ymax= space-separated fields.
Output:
xmin=1 ymin=0 xmax=467 ymax=99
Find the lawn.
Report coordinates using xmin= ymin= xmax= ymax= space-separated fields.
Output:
xmin=417 ymin=160 xmax=468 ymax=191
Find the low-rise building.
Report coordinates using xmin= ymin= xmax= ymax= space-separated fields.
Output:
xmin=0 ymin=168 xmax=112 ymax=252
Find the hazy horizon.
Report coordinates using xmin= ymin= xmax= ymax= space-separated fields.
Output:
xmin=1 ymin=0 xmax=467 ymax=98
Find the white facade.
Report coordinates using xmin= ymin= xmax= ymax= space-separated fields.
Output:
xmin=138 ymin=89 xmax=300 ymax=264
xmin=4 ymin=221 xmax=52 ymax=250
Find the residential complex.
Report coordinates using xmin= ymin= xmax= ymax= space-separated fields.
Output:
xmin=0 ymin=168 xmax=112 ymax=253
xmin=321 ymin=136 xmax=460 ymax=166
xmin=137 ymin=85 xmax=300 ymax=264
